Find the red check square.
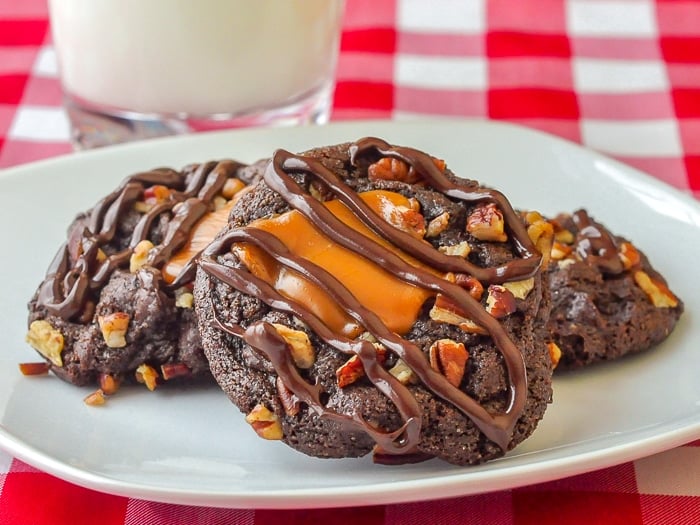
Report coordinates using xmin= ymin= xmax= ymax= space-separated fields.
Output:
xmin=341 ymin=28 xmax=397 ymax=53
xmin=672 ymin=89 xmax=700 ymax=117
xmin=0 ymin=74 xmax=28 ymax=104
xmin=489 ymin=88 xmax=579 ymax=119
xmin=0 ymin=19 xmax=47 ymax=46
xmin=661 ymin=37 xmax=700 ymax=63
xmin=487 ymin=32 xmax=571 ymax=58
xmin=256 ymin=506 xmax=385 ymax=525
xmin=685 ymin=155 xmax=700 ymax=191
xmin=333 ymin=81 xmax=394 ymax=112
xmin=512 ymin=490 xmax=644 ymax=525
xmin=0 ymin=471 xmax=127 ymax=525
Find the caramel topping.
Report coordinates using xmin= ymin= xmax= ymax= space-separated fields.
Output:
xmin=235 ymin=190 xmax=435 ymax=337
xmin=162 ymin=198 xmax=236 ymax=284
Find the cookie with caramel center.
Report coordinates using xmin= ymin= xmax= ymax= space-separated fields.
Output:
xmin=195 ymin=138 xmax=554 ymax=466
xmin=26 ymin=159 xmax=264 ymax=390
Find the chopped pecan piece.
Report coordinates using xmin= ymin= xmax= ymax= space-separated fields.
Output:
xmin=552 ymin=222 xmax=575 ymax=244
xmin=129 ymin=240 xmax=154 ymax=273
xmin=160 ymin=363 xmax=192 ymax=381
xmin=466 ymin=203 xmax=507 ymax=242
xmin=547 ymin=342 xmax=562 ymax=369
xmin=550 ymin=241 xmax=573 ymax=260
xmin=633 ymin=271 xmax=679 ymax=308
xmin=18 ymin=362 xmax=51 ymax=376
xmin=336 ymin=345 xmax=387 ymax=388
xmin=271 ymin=324 xmax=315 ymax=368
xmin=369 ymin=157 xmax=414 ymax=183
xmin=383 ymin=204 xmax=426 ymax=238
xmin=618 ymin=242 xmax=641 ymax=270
xmin=426 ymin=212 xmax=450 ymax=238
xmin=174 ymin=288 xmax=195 ymax=309
xmin=99 ymin=373 xmax=121 ymax=395
xmin=245 ymin=404 xmax=283 ymax=440
xmin=26 ymin=320 xmax=64 ymax=366
xmin=451 ymin=273 xmax=484 ymax=301
xmin=367 ymin=156 xmax=445 ymax=183
xmin=503 ymin=277 xmax=535 ymax=300
xmin=439 ymin=241 xmax=471 ymax=258
xmin=485 ymin=285 xmax=517 ymax=318
xmin=135 ymin=363 xmax=159 ymax=391
xmin=97 ymin=312 xmax=130 ymax=348
xmin=388 ymin=359 xmax=417 ymax=385
xmin=336 ymin=354 xmax=365 ymax=388
xmin=429 ymin=294 xmax=487 ymax=335
xmin=429 ymin=339 xmax=468 ymax=387
xmin=524 ymin=212 xmax=554 ymax=265
xmin=84 ymin=389 xmax=106 ymax=407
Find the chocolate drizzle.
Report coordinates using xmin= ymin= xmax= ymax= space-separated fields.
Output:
xmin=349 ymin=138 xmax=542 ymax=282
xmin=199 ymin=138 xmax=545 ymax=455
xmin=36 ymin=160 xmax=246 ymax=321
xmin=571 ymin=209 xmax=624 ymax=274
xmin=201 ymin=229 xmax=421 ymax=454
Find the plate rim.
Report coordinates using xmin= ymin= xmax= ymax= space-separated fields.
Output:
xmin=2 ymin=417 xmax=698 ymax=509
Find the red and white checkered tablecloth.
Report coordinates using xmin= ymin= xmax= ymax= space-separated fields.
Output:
xmin=2 ymin=1 xmax=700 ymax=524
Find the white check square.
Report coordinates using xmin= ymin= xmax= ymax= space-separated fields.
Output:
xmin=568 ymin=0 xmax=657 ymax=37
xmin=396 ymin=55 xmax=486 ymax=89
xmin=32 ymin=46 xmax=59 ymax=77
xmin=9 ymin=106 xmax=71 ymax=141
xmin=398 ymin=0 xmax=485 ymax=33
xmin=574 ymin=58 xmax=668 ymax=93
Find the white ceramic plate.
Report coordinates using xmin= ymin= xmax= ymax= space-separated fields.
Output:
xmin=0 ymin=119 xmax=698 ymax=509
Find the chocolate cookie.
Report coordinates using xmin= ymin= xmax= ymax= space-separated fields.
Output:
xmin=26 ymin=159 xmax=262 ymax=392
xmin=545 ymin=209 xmax=683 ymax=369
xmin=194 ymin=138 xmax=554 ymax=466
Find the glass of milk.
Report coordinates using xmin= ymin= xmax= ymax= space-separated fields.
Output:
xmin=48 ymin=0 xmax=345 ymax=148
